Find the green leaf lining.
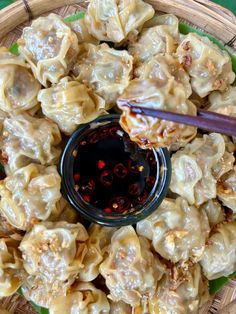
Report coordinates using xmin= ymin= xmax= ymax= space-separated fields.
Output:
xmin=0 ymin=0 xmax=14 ymax=10
xmin=9 ymin=42 xmax=19 ymax=55
xmin=64 ymin=11 xmax=85 ymax=22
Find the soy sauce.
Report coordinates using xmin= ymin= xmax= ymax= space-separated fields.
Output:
xmin=73 ymin=122 xmax=157 ymax=214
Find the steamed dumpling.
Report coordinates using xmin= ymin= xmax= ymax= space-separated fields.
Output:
xmin=100 ymin=226 xmax=165 ymax=307
xmin=200 ymin=221 xmax=236 ymax=279
xmin=170 ymin=133 xmax=225 ymax=205
xmin=70 ymin=18 xmax=98 ymax=44
xmin=79 ymin=224 xmax=117 ymax=282
xmin=0 ymin=236 xmax=25 ymax=297
xmin=38 ymin=78 xmax=107 ymax=135
xmin=85 ymin=0 xmax=154 ymax=43
xmin=20 ymin=221 xmax=88 ymax=307
xmin=208 ymin=86 xmax=236 ymax=116
xmin=0 ymin=47 xmax=41 ymax=114
xmin=177 ymin=33 xmax=235 ymax=97
xmin=217 ymin=167 xmax=236 ymax=212
xmin=1 ymin=113 xmax=61 ymax=174
xmin=118 ymin=79 xmax=196 ymax=149
xmin=0 ymin=164 xmax=61 ymax=231
xmin=200 ymin=199 xmax=225 ymax=228
xmin=18 ymin=14 xmax=79 ymax=86
xmin=73 ymin=43 xmax=133 ymax=107
xmin=129 ymin=14 xmax=179 ymax=63
xmin=49 ymin=282 xmax=110 ymax=314
xmin=150 ymin=264 xmax=209 ymax=314
xmin=136 ymin=197 xmax=210 ymax=263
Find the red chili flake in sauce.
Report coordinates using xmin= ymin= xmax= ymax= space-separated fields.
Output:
xmin=98 ymin=160 xmax=106 ymax=170
xmin=100 ymin=170 xmax=113 ymax=187
xmin=105 ymin=208 xmax=112 ymax=213
xmin=113 ymin=163 xmax=127 ymax=179
xmin=83 ymin=195 xmax=91 ymax=202
xmin=146 ymin=176 xmax=156 ymax=189
xmin=73 ymin=173 xmax=80 ymax=181
xmin=128 ymin=183 xmax=142 ymax=196
xmin=81 ymin=179 xmax=95 ymax=194
xmin=109 ymin=197 xmax=130 ymax=213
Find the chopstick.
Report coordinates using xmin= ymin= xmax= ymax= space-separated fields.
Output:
xmin=117 ymin=100 xmax=236 ymax=137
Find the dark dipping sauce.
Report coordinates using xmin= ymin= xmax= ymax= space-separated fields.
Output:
xmin=73 ymin=122 xmax=158 ymax=214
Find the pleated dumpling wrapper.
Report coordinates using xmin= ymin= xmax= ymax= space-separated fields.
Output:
xmin=129 ymin=14 xmax=180 ymax=64
xmin=38 ymin=78 xmax=107 ymax=135
xmin=200 ymin=221 xmax=236 ymax=280
xmin=49 ymin=282 xmax=110 ymax=314
xmin=136 ymin=197 xmax=210 ymax=263
xmin=85 ymin=0 xmax=154 ymax=43
xmin=20 ymin=221 xmax=88 ymax=308
xmin=1 ymin=113 xmax=61 ymax=174
xmin=73 ymin=43 xmax=133 ymax=108
xmin=0 ymin=163 xmax=61 ymax=231
xmin=0 ymin=47 xmax=40 ymax=114
xmin=18 ymin=14 xmax=79 ymax=86
xmin=100 ymin=226 xmax=165 ymax=307
xmin=117 ymin=78 xmax=196 ymax=149
xmin=177 ymin=33 xmax=235 ymax=97
xmin=0 ymin=236 xmax=25 ymax=297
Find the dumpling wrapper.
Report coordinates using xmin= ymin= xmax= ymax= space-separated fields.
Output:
xmin=0 ymin=47 xmax=41 ymax=114
xmin=18 ymin=14 xmax=79 ymax=87
xmin=176 ymin=33 xmax=235 ymax=97
xmin=118 ymin=78 xmax=196 ymax=149
xmin=38 ymin=77 xmax=107 ymax=135
xmin=0 ymin=164 xmax=61 ymax=231
xmin=137 ymin=197 xmax=210 ymax=263
xmin=85 ymin=0 xmax=154 ymax=43
xmin=129 ymin=14 xmax=179 ymax=63
xmin=100 ymin=226 xmax=165 ymax=307
xmin=217 ymin=167 xmax=236 ymax=213
xmin=1 ymin=113 xmax=61 ymax=174
xmin=73 ymin=43 xmax=133 ymax=108
xmin=170 ymin=133 xmax=225 ymax=205
xmin=49 ymin=282 xmax=110 ymax=314
xmin=200 ymin=221 xmax=236 ymax=280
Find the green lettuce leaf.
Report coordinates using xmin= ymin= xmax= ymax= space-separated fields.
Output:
xmin=0 ymin=0 xmax=14 ymax=10
xmin=9 ymin=42 xmax=19 ymax=55
xmin=209 ymin=271 xmax=236 ymax=295
xmin=64 ymin=11 xmax=85 ymax=22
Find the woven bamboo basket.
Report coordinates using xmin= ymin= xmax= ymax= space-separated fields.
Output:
xmin=0 ymin=0 xmax=236 ymax=313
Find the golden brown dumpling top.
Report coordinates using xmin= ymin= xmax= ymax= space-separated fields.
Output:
xmin=0 ymin=47 xmax=40 ymax=114
xmin=18 ymin=14 xmax=79 ymax=86
xmin=118 ymin=78 xmax=196 ymax=149
xmin=38 ymin=77 xmax=107 ymax=135
xmin=85 ymin=0 xmax=155 ymax=43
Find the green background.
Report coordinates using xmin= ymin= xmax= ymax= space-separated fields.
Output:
xmin=0 ymin=0 xmax=236 ymax=14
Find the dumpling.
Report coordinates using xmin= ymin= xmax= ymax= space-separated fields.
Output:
xmin=109 ymin=301 xmax=132 ymax=314
xmin=1 ymin=113 xmax=61 ymax=174
xmin=176 ymin=33 xmax=235 ymax=97
xmin=136 ymin=197 xmax=210 ymax=263
xmin=117 ymin=78 xmax=196 ymax=149
xmin=70 ymin=18 xmax=99 ymax=44
xmin=200 ymin=200 xmax=225 ymax=228
xmin=149 ymin=264 xmax=209 ymax=314
xmin=0 ymin=164 xmax=61 ymax=231
xmin=20 ymin=222 xmax=88 ymax=307
xmin=217 ymin=167 xmax=236 ymax=212
xmin=208 ymin=86 xmax=236 ymax=116
xmin=170 ymin=133 xmax=225 ymax=205
xmin=85 ymin=0 xmax=154 ymax=43
xmin=48 ymin=197 xmax=79 ymax=223
xmin=18 ymin=14 xmax=79 ymax=86
xmin=135 ymin=53 xmax=192 ymax=98
xmin=99 ymin=226 xmax=165 ymax=307
xmin=49 ymin=282 xmax=110 ymax=314
xmin=73 ymin=43 xmax=133 ymax=107
xmin=0 ymin=236 xmax=25 ymax=297
xmin=129 ymin=14 xmax=179 ymax=63
xmin=38 ymin=77 xmax=107 ymax=135
xmin=79 ymin=224 xmax=117 ymax=282
xmin=0 ymin=47 xmax=40 ymax=114
xmin=200 ymin=221 xmax=236 ymax=279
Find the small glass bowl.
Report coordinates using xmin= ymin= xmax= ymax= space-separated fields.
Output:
xmin=59 ymin=114 xmax=171 ymax=227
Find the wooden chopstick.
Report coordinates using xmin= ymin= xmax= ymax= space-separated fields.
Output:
xmin=118 ymin=101 xmax=236 ymax=137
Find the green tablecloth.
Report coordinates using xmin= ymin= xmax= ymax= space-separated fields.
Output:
xmin=0 ymin=0 xmax=236 ymax=14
